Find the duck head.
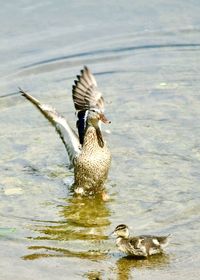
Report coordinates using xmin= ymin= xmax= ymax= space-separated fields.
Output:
xmin=77 ymin=109 xmax=110 ymax=147
xmin=112 ymin=224 xmax=130 ymax=238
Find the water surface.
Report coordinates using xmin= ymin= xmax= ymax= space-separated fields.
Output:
xmin=1 ymin=1 xmax=200 ymax=279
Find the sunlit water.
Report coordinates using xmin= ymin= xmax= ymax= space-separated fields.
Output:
xmin=1 ymin=1 xmax=200 ymax=279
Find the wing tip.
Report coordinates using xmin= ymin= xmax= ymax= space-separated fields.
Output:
xmin=18 ymin=87 xmax=26 ymax=97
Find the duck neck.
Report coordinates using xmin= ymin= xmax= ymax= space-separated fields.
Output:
xmin=83 ymin=125 xmax=104 ymax=150
xmin=116 ymin=236 xmax=123 ymax=246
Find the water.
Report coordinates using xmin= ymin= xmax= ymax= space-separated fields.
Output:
xmin=1 ymin=0 xmax=200 ymax=279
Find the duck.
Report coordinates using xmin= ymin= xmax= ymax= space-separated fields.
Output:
xmin=20 ymin=66 xmax=111 ymax=197
xmin=112 ymin=224 xmax=171 ymax=257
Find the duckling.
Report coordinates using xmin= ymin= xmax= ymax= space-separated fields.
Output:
xmin=20 ymin=66 xmax=111 ymax=196
xmin=112 ymin=224 xmax=171 ymax=257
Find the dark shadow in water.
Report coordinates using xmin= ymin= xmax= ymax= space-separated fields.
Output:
xmin=0 ymin=91 xmax=20 ymax=99
xmin=22 ymin=194 xmax=111 ymax=261
xmin=22 ymin=43 xmax=200 ymax=69
xmin=114 ymin=254 xmax=170 ymax=280
xmin=16 ymin=42 xmax=200 ymax=78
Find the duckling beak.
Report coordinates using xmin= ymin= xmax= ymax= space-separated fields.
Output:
xmin=108 ymin=230 xmax=116 ymax=237
xmin=99 ymin=113 xmax=111 ymax=124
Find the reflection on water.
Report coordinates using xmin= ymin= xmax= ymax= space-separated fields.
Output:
xmin=85 ymin=270 xmax=102 ymax=280
xmin=82 ymin=251 xmax=170 ymax=280
xmin=22 ymin=195 xmax=111 ymax=261
xmin=115 ymin=254 xmax=170 ymax=280
xmin=22 ymin=245 xmax=106 ymax=262
xmin=61 ymin=195 xmax=111 ymax=232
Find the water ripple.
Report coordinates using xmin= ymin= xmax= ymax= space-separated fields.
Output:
xmin=22 ymin=43 xmax=200 ymax=69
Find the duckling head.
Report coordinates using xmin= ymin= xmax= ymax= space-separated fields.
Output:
xmin=113 ymin=224 xmax=130 ymax=238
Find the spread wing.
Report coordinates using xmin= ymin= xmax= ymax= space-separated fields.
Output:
xmin=72 ymin=66 xmax=105 ymax=112
xmin=20 ymin=88 xmax=81 ymax=167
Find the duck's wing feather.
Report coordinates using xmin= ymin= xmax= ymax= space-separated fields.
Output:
xmin=140 ymin=235 xmax=170 ymax=245
xmin=128 ymin=237 xmax=147 ymax=256
xmin=72 ymin=66 xmax=105 ymax=112
xmin=20 ymin=88 xmax=81 ymax=167
xmin=139 ymin=235 xmax=170 ymax=252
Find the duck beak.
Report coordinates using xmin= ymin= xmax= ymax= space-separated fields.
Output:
xmin=100 ymin=113 xmax=111 ymax=124
xmin=108 ymin=230 xmax=116 ymax=237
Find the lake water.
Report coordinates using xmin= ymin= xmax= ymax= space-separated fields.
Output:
xmin=1 ymin=0 xmax=200 ymax=279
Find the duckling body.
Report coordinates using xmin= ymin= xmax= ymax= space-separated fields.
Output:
xmin=113 ymin=224 xmax=170 ymax=257
xmin=20 ymin=66 xmax=111 ymax=196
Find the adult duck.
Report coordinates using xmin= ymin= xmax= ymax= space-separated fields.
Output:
xmin=20 ymin=66 xmax=111 ymax=197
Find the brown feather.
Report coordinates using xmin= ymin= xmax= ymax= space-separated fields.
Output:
xmin=72 ymin=66 xmax=105 ymax=112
